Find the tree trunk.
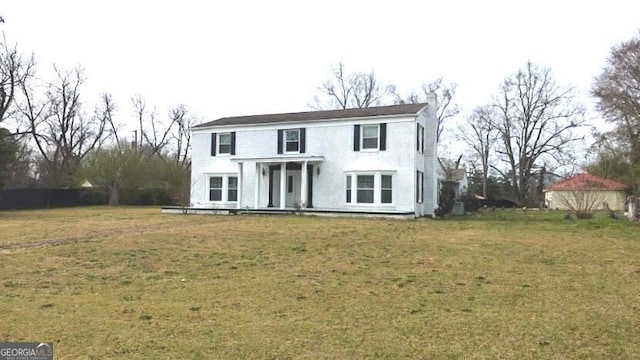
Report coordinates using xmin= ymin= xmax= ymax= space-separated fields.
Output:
xmin=109 ymin=181 xmax=120 ymax=206
xmin=482 ymin=177 xmax=487 ymax=199
xmin=628 ymin=196 xmax=639 ymax=221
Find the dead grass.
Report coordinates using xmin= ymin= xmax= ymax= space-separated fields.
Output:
xmin=1 ymin=207 xmax=639 ymax=359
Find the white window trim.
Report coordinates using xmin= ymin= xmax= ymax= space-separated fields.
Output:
xmin=218 ymin=133 xmax=232 ymax=156
xmin=207 ymin=174 xmax=238 ymax=204
xmin=360 ymin=124 xmax=380 ymax=151
xmin=284 ymin=129 xmax=300 ymax=154
xmin=344 ymin=171 xmax=395 ymax=207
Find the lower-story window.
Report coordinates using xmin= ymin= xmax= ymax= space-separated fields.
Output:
xmin=381 ymin=175 xmax=392 ymax=204
xmin=357 ymin=175 xmax=375 ymax=203
xmin=346 ymin=175 xmax=352 ymax=203
xmin=416 ymin=171 xmax=424 ymax=203
xmin=209 ymin=174 xmax=238 ymax=203
xmin=228 ymin=176 xmax=238 ymax=202
xmin=345 ymin=172 xmax=395 ymax=205
xmin=209 ymin=176 xmax=222 ymax=201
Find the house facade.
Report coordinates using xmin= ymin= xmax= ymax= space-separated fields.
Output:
xmin=543 ymin=173 xmax=628 ymax=211
xmin=189 ymin=96 xmax=438 ymax=217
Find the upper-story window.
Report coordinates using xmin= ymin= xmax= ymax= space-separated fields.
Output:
xmin=285 ymin=129 xmax=300 ymax=153
xmin=277 ymin=128 xmax=306 ymax=154
xmin=361 ymin=125 xmax=379 ymax=150
xmin=219 ymin=133 xmax=232 ymax=154
xmin=211 ymin=132 xmax=235 ymax=156
xmin=354 ymin=123 xmax=386 ymax=151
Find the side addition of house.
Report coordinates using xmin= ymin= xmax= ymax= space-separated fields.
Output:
xmin=188 ymin=96 xmax=439 ymax=218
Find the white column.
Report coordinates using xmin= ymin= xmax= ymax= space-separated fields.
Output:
xmin=300 ymin=161 xmax=308 ymax=209
xmin=237 ymin=162 xmax=243 ymax=209
xmin=279 ymin=162 xmax=286 ymax=209
xmin=254 ymin=163 xmax=260 ymax=209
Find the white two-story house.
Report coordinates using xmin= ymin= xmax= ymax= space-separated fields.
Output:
xmin=187 ymin=95 xmax=438 ymax=218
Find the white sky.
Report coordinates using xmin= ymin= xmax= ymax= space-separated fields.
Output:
xmin=2 ymin=1 xmax=639 ymax=135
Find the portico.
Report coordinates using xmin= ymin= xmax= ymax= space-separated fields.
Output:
xmin=232 ymin=155 xmax=324 ymax=210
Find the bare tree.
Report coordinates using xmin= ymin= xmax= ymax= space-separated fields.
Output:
xmin=19 ymin=66 xmax=110 ymax=187
xmin=131 ymin=95 xmax=174 ymax=161
xmin=490 ymin=61 xmax=586 ymax=206
xmin=0 ymin=36 xmax=34 ymax=124
xmin=592 ymin=32 xmax=640 ymax=195
xmin=312 ymin=61 xmax=396 ymax=110
xmin=457 ymin=106 xmax=497 ymax=198
xmin=169 ymin=104 xmax=194 ymax=168
xmin=395 ymin=77 xmax=460 ymax=143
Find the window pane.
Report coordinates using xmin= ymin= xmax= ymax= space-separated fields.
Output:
xmin=362 ymin=138 xmax=378 ymax=149
xmin=228 ymin=190 xmax=237 ymax=202
xmin=228 ymin=176 xmax=237 ymax=188
xmin=210 ymin=189 xmax=222 ymax=201
xmin=210 ymin=177 xmax=222 ymax=188
xmin=286 ymin=141 xmax=299 ymax=152
xmin=346 ymin=190 xmax=351 ymax=203
xmin=362 ymin=125 xmax=378 ymax=137
xmin=357 ymin=190 xmax=374 ymax=203
xmin=219 ymin=144 xmax=230 ymax=154
xmin=357 ymin=175 xmax=374 ymax=189
xmin=381 ymin=175 xmax=392 ymax=189
xmin=381 ymin=190 xmax=392 ymax=204
xmin=219 ymin=134 xmax=231 ymax=145
xmin=285 ymin=130 xmax=299 ymax=141
xmin=346 ymin=175 xmax=352 ymax=189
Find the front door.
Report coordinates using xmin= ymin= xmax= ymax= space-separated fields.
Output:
xmin=285 ymin=170 xmax=301 ymax=207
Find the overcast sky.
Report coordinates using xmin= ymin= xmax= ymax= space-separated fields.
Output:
xmin=2 ymin=1 xmax=639 ymax=135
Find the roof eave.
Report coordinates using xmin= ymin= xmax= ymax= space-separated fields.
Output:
xmin=191 ymin=112 xmax=423 ymax=132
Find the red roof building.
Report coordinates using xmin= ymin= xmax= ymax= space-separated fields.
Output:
xmin=544 ymin=173 xmax=628 ymax=210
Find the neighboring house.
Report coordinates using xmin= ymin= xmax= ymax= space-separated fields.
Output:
xmin=437 ymin=165 xmax=468 ymax=200
xmin=448 ymin=168 xmax=468 ymax=200
xmin=543 ymin=173 xmax=628 ymax=211
xmin=187 ymin=97 xmax=439 ymax=218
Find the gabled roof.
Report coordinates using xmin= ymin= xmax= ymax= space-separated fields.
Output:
xmin=193 ymin=103 xmax=427 ymax=128
xmin=543 ymin=173 xmax=628 ymax=192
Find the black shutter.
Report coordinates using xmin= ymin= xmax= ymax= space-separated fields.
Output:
xmin=277 ymin=129 xmax=283 ymax=154
xmin=211 ymin=133 xmax=216 ymax=156
xmin=380 ymin=123 xmax=387 ymax=150
xmin=417 ymin=125 xmax=420 ymax=151
xmin=230 ymin=132 xmax=236 ymax=155
xmin=300 ymin=128 xmax=306 ymax=153
xmin=353 ymin=125 xmax=360 ymax=151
